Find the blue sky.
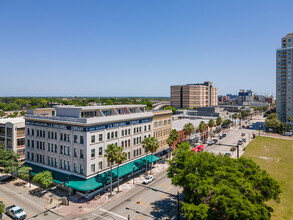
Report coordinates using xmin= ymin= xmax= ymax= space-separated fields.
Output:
xmin=0 ymin=0 xmax=292 ymax=97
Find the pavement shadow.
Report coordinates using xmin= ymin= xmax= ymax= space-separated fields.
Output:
xmin=149 ymin=196 xmax=178 ymax=219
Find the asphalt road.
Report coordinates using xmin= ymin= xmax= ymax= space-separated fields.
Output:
xmin=0 ymin=181 xmax=61 ymax=220
xmin=205 ymin=115 xmax=265 ymax=158
xmin=72 ymin=172 xmax=181 ymax=220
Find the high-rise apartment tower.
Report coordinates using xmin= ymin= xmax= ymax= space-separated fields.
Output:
xmin=276 ymin=33 xmax=293 ymax=122
xmin=170 ymin=81 xmax=218 ymax=109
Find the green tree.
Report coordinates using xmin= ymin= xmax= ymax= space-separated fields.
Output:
xmin=0 ymin=145 xmax=20 ymax=174
xmin=216 ymin=117 xmax=222 ymax=127
xmin=17 ymin=166 xmax=31 ymax=180
xmin=168 ymin=143 xmax=281 ymax=219
xmin=163 ymin=106 xmax=177 ymax=114
xmin=166 ymin=129 xmax=179 ymax=158
xmin=104 ymin=100 xmax=114 ymax=105
xmin=208 ymin=119 xmax=216 ymax=137
xmin=20 ymin=111 xmax=27 ymax=116
xmin=114 ymin=146 xmax=127 ymax=192
xmin=222 ymin=119 xmax=232 ymax=128
xmin=183 ymin=123 xmax=195 ymax=138
xmin=33 ymin=171 xmax=53 ymax=188
xmin=148 ymin=137 xmax=159 ymax=174
xmin=198 ymin=121 xmax=206 ymax=133
xmin=142 ymin=137 xmax=154 ymax=175
xmin=105 ymin=144 xmax=118 ymax=195
xmin=0 ymin=201 xmax=4 ymax=217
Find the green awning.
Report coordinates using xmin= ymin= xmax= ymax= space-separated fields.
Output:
xmin=24 ymin=154 xmax=159 ymax=192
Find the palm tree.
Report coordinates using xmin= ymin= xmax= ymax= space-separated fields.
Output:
xmin=142 ymin=137 xmax=151 ymax=176
xmin=232 ymin=113 xmax=238 ymax=126
xmin=208 ymin=119 xmax=216 ymax=138
xmin=183 ymin=123 xmax=195 ymax=138
xmin=166 ymin=129 xmax=179 ymax=158
xmin=114 ymin=146 xmax=127 ymax=192
xmin=198 ymin=121 xmax=206 ymax=142
xmin=216 ymin=117 xmax=223 ymax=127
xmin=148 ymin=137 xmax=160 ymax=174
xmin=104 ymin=144 xmax=117 ymax=196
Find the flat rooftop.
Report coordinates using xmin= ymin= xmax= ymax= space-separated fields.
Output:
xmin=54 ymin=104 xmax=146 ymax=110
xmin=0 ymin=117 xmax=25 ymax=125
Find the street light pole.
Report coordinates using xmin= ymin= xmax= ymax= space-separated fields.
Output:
xmin=132 ymin=166 xmax=135 ymax=184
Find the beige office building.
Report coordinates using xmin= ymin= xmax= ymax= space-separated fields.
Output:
xmin=171 ymin=81 xmax=218 ymax=109
xmin=0 ymin=118 xmax=26 ymax=160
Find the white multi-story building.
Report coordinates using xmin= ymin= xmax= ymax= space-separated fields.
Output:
xmin=0 ymin=118 xmax=25 ymax=160
xmin=25 ymin=105 xmax=154 ymax=193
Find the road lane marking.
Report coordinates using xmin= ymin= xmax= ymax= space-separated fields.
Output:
xmin=0 ymin=195 xmax=33 ymax=217
xmin=163 ymin=185 xmax=168 ymax=187
xmin=100 ymin=208 xmax=128 ymax=220
xmin=162 ymin=196 xmax=166 ymax=198
xmin=137 ymin=216 xmax=142 ymax=219
xmin=144 ymin=202 xmax=150 ymax=208
xmin=158 ymin=182 xmax=165 ymax=187
xmin=92 ymin=212 xmax=112 ymax=219
xmin=167 ymin=186 xmax=173 ymax=191
xmin=140 ymin=202 xmax=144 ymax=205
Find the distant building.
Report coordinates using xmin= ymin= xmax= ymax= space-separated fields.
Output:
xmin=218 ymin=95 xmax=229 ymax=103
xmin=276 ymin=33 xmax=293 ymax=122
xmin=0 ymin=118 xmax=25 ymax=160
xmin=238 ymin=90 xmax=254 ymax=105
xmin=170 ymin=81 xmax=218 ymax=109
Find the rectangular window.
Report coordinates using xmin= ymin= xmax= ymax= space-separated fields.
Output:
xmin=60 ymin=145 xmax=63 ymax=154
xmin=91 ymin=149 xmax=95 ymax=158
xmin=27 ymin=128 xmax=30 ymax=135
xmin=31 ymin=140 xmax=34 ymax=148
xmin=74 ymin=135 xmax=77 ymax=143
xmin=80 ymin=136 xmax=84 ymax=144
xmin=48 ymin=156 xmax=50 ymax=165
xmin=60 ymin=133 xmax=63 ymax=141
xmin=27 ymin=152 xmax=30 ymax=160
xmin=99 ymin=162 xmax=102 ymax=170
xmin=91 ymin=135 xmax=95 ymax=143
xmin=99 ymin=147 xmax=102 ymax=156
xmin=91 ymin=164 xmax=95 ymax=172
xmin=55 ymin=144 xmax=57 ymax=153
xmin=64 ymin=134 xmax=67 ymax=142
xmin=27 ymin=139 xmax=30 ymax=147
xmin=67 ymin=161 xmax=70 ymax=171
xmin=74 ymin=163 xmax=77 ymax=172
xmin=99 ymin=134 xmax=103 ymax=141
xmin=37 ymin=141 xmax=39 ymax=149
xmin=80 ymin=149 xmax=84 ymax=159
xmin=32 ymin=129 xmax=34 ymax=136
xmin=74 ymin=148 xmax=77 ymax=157
xmin=67 ymin=147 xmax=70 ymax=156
xmin=80 ymin=165 xmax=84 ymax=174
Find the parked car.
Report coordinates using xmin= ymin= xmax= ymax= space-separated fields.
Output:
xmin=241 ymin=133 xmax=245 ymax=136
xmin=222 ymin=133 xmax=227 ymax=137
xmin=238 ymin=140 xmax=243 ymax=145
xmin=208 ymin=141 xmax=213 ymax=146
xmin=219 ymin=135 xmax=223 ymax=139
xmin=242 ymin=137 xmax=247 ymax=142
xmin=143 ymin=175 xmax=154 ymax=184
xmin=196 ymin=145 xmax=204 ymax=152
xmin=230 ymin=147 xmax=236 ymax=151
xmin=225 ymin=152 xmax=232 ymax=157
xmin=5 ymin=205 xmax=26 ymax=220
xmin=212 ymin=139 xmax=218 ymax=144
xmin=283 ymin=132 xmax=292 ymax=136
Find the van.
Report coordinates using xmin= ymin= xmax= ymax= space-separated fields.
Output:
xmin=283 ymin=132 xmax=292 ymax=136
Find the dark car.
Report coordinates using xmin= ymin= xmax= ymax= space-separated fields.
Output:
xmin=222 ymin=133 xmax=227 ymax=137
xmin=212 ymin=139 xmax=218 ymax=144
xmin=219 ymin=135 xmax=223 ymax=139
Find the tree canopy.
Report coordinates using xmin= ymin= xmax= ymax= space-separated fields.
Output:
xmin=183 ymin=123 xmax=195 ymax=137
xmin=33 ymin=171 xmax=53 ymax=188
xmin=0 ymin=201 xmax=4 ymax=216
xmin=168 ymin=143 xmax=281 ymax=220
xmin=0 ymin=145 xmax=20 ymax=173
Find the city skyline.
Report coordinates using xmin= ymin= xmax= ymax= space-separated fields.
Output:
xmin=0 ymin=1 xmax=292 ymax=96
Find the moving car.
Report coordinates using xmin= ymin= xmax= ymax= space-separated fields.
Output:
xmin=212 ymin=139 xmax=218 ymax=144
xmin=242 ymin=137 xmax=247 ymax=142
xmin=225 ymin=152 xmax=232 ymax=157
xmin=222 ymin=133 xmax=227 ymax=138
xmin=208 ymin=141 xmax=213 ymax=146
xmin=241 ymin=133 xmax=246 ymax=136
xmin=5 ymin=205 xmax=26 ymax=220
xmin=143 ymin=175 xmax=154 ymax=184
xmin=238 ymin=140 xmax=243 ymax=145
xmin=219 ymin=135 xmax=223 ymax=139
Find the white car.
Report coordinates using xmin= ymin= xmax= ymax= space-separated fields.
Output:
xmin=143 ymin=175 xmax=154 ymax=184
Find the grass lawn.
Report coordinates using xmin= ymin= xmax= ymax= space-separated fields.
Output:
xmin=243 ymin=136 xmax=293 ymax=220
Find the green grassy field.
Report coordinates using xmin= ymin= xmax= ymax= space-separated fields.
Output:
xmin=243 ymin=136 xmax=293 ymax=220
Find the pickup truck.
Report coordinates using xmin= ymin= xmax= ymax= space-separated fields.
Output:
xmin=5 ymin=205 xmax=27 ymax=219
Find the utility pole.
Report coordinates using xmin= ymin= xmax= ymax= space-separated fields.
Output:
xmin=177 ymin=191 xmax=180 ymax=220
xmin=237 ymin=145 xmax=239 ymax=159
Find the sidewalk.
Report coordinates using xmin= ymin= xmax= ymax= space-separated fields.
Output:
xmin=54 ymin=163 xmax=169 ymax=217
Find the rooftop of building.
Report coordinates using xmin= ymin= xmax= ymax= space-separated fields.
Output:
xmin=54 ymin=104 xmax=147 ymax=110
xmin=284 ymin=33 xmax=293 ymax=37
xmin=152 ymin=110 xmax=173 ymax=115
xmin=172 ymin=118 xmax=211 ymax=131
xmin=0 ymin=117 xmax=25 ymax=125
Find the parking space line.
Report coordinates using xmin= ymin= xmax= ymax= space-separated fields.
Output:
xmin=92 ymin=212 xmax=112 ymax=219
xmin=158 ymin=182 xmax=165 ymax=187
xmin=167 ymin=186 xmax=173 ymax=191
xmin=144 ymin=202 xmax=150 ymax=208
